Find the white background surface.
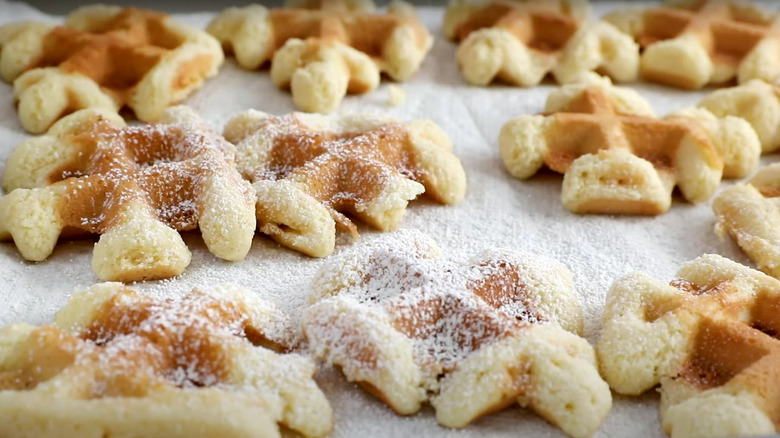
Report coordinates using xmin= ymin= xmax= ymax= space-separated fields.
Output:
xmin=0 ymin=1 xmax=777 ymax=437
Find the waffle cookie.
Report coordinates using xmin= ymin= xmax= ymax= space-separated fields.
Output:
xmin=604 ymin=0 xmax=780 ymax=89
xmin=598 ymin=254 xmax=780 ymax=438
xmin=207 ymin=0 xmax=432 ymax=113
xmin=0 ymin=106 xmax=255 ymax=282
xmin=302 ymin=230 xmax=610 ymax=438
xmin=0 ymin=282 xmax=332 ymax=438
xmin=699 ymin=79 xmax=780 ymax=154
xmin=443 ymin=0 xmax=639 ymax=86
xmin=0 ymin=5 xmax=223 ymax=134
xmin=223 ymin=110 xmax=466 ymax=258
xmin=713 ymin=163 xmax=780 ymax=279
xmin=499 ymin=74 xmax=759 ymax=214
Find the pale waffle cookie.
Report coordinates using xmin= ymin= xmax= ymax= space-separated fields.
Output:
xmin=0 ymin=282 xmax=333 ymax=438
xmin=499 ymin=74 xmax=760 ymax=215
xmin=207 ymin=0 xmax=432 ymax=113
xmin=0 ymin=105 xmax=256 ymax=282
xmin=301 ymin=230 xmax=610 ymax=438
xmin=0 ymin=5 xmax=223 ymax=134
xmin=443 ymin=0 xmax=639 ymax=86
xmin=223 ymin=110 xmax=467 ymax=258
xmin=699 ymin=79 xmax=780 ymax=153
xmin=597 ymin=254 xmax=780 ymax=438
xmin=604 ymin=0 xmax=780 ymax=89
xmin=713 ymin=163 xmax=780 ymax=279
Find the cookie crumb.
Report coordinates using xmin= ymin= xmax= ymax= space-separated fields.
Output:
xmin=387 ymin=85 xmax=406 ymax=107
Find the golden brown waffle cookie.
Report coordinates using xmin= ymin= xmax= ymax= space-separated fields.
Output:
xmin=443 ymin=0 xmax=639 ymax=86
xmin=207 ymin=0 xmax=432 ymax=113
xmin=698 ymin=79 xmax=780 ymax=153
xmin=499 ymin=74 xmax=759 ymax=215
xmin=223 ymin=110 xmax=466 ymax=258
xmin=301 ymin=230 xmax=610 ymax=438
xmin=597 ymin=254 xmax=780 ymax=438
xmin=0 ymin=106 xmax=255 ymax=282
xmin=604 ymin=0 xmax=780 ymax=89
xmin=0 ymin=5 xmax=223 ymax=134
xmin=0 ymin=282 xmax=333 ymax=438
xmin=713 ymin=163 xmax=780 ymax=279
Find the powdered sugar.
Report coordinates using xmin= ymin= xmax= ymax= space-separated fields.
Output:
xmin=302 ymin=229 xmax=586 ymax=410
xmin=310 ymin=240 xmax=523 ymax=374
xmin=236 ymin=112 xmax=416 ymax=192
xmin=45 ymin=115 xmax=242 ymax=234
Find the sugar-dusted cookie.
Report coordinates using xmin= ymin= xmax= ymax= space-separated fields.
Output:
xmin=207 ymin=0 xmax=431 ymax=113
xmin=499 ymin=74 xmax=759 ymax=214
xmin=699 ymin=79 xmax=780 ymax=153
xmin=0 ymin=106 xmax=255 ymax=282
xmin=223 ymin=110 xmax=466 ymax=257
xmin=714 ymin=163 xmax=780 ymax=279
xmin=302 ymin=230 xmax=610 ymax=438
xmin=0 ymin=282 xmax=332 ymax=438
xmin=444 ymin=0 xmax=639 ymax=86
xmin=598 ymin=254 xmax=780 ymax=437
xmin=604 ymin=0 xmax=780 ymax=89
xmin=0 ymin=5 xmax=223 ymax=133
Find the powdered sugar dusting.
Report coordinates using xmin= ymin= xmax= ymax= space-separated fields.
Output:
xmin=0 ymin=283 xmax=336 ymax=437
xmin=77 ymin=287 xmax=284 ymax=391
xmin=330 ymin=247 xmax=526 ymax=373
xmin=304 ymin=230 xmax=582 ymax=399
xmin=3 ymin=286 xmax=291 ymax=398
xmin=55 ymin=116 xmax=245 ymax=233
xmin=236 ymin=112 xmax=424 ymax=215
